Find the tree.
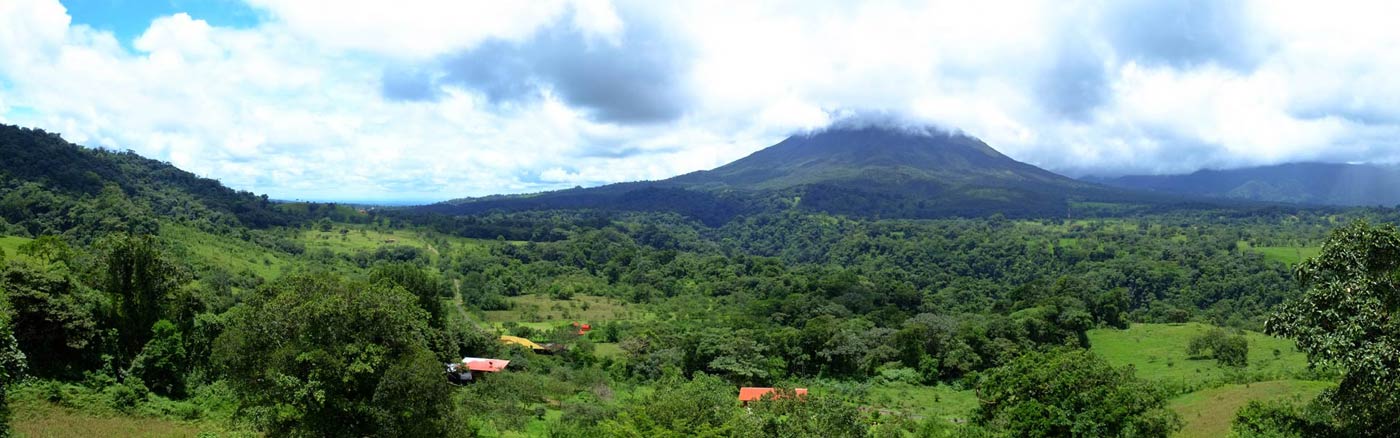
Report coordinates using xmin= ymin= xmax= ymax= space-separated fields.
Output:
xmin=371 ymin=348 xmax=470 ymax=437
xmin=369 ymin=262 xmax=446 ymax=328
xmin=1 ymin=261 xmax=102 ymax=378
xmin=1 ymin=294 xmax=27 ymax=438
xmin=973 ymin=349 xmax=1182 ymax=437
xmin=97 ymin=233 xmax=182 ymax=365
xmin=1231 ymin=399 xmax=1340 ymax=438
xmin=1186 ymin=328 xmax=1248 ymax=367
xmin=16 ymin=235 xmax=73 ymax=265
xmin=1266 ymin=220 xmax=1400 ymax=436
xmin=129 ymin=320 xmax=186 ymax=397
xmin=215 ymin=272 xmax=458 ymax=436
xmin=596 ymin=373 xmax=741 ymax=436
xmin=731 ymin=389 xmax=869 ymax=438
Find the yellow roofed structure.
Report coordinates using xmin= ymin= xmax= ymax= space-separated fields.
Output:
xmin=499 ymin=335 xmax=546 ymax=351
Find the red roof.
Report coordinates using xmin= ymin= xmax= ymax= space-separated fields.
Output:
xmin=738 ymin=387 xmax=808 ymax=402
xmin=462 ymin=357 xmax=510 ymax=372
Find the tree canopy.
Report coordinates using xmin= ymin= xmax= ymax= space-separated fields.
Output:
xmin=1267 ymin=220 xmax=1400 ymax=436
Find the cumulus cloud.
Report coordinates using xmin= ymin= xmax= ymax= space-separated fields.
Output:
xmin=1 ymin=0 xmax=1400 ymax=202
xmin=383 ymin=3 xmax=694 ymax=124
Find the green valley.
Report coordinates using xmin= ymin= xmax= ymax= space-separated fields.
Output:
xmin=3 ymin=123 xmax=1397 ymax=438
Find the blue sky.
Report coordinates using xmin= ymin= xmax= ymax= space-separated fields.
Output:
xmin=2 ymin=0 xmax=1400 ymax=203
xmin=64 ymin=0 xmax=262 ymax=45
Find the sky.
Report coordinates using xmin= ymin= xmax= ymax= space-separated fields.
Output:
xmin=2 ymin=1 xmax=1400 ymax=203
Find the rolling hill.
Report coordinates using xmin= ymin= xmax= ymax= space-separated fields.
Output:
xmin=1093 ymin=162 xmax=1400 ymax=207
xmin=426 ymin=125 xmax=1176 ymax=222
xmin=0 ymin=124 xmax=294 ymax=237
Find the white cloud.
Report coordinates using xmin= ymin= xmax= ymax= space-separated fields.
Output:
xmin=240 ymin=0 xmax=626 ymax=59
xmin=2 ymin=0 xmax=1400 ymax=203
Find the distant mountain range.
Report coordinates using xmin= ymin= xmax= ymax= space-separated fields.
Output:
xmin=425 ymin=126 xmax=1192 ymax=223
xmin=1091 ymin=162 xmax=1400 ymax=207
xmin=12 ymin=121 xmax=1365 ymax=229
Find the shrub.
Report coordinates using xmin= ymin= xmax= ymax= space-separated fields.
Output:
xmin=974 ymin=349 xmax=1182 ymax=437
xmin=105 ymin=381 xmax=146 ymax=412
xmin=1187 ymin=328 xmax=1249 ymax=367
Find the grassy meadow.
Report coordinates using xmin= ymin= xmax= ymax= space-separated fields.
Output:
xmin=1252 ymin=246 xmax=1322 ymax=266
xmin=7 ymin=383 xmax=255 ymax=438
xmin=1089 ymin=324 xmax=1331 ymax=437
xmin=1236 ymin=241 xmax=1321 ymax=266
xmin=866 ymin=383 xmax=978 ymax=423
xmin=483 ymin=294 xmax=645 ymax=327
xmin=161 ymin=225 xmax=295 ymax=280
xmin=1168 ymin=380 xmax=1331 ymax=438
xmin=0 ymin=235 xmax=33 ymax=261
xmin=1088 ymin=323 xmax=1313 ymax=389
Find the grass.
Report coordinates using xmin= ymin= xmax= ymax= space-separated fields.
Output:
xmin=1088 ymin=323 xmax=1312 ymax=388
xmin=0 ymin=235 xmax=33 ymax=260
xmin=11 ymin=402 xmax=244 ymax=438
xmin=162 ymin=222 xmax=501 ymax=284
xmin=300 ymin=226 xmax=434 ymax=255
xmin=866 ymin=383 xmax=977 ymax=423
xmin=483 ymin=294 xmax=643 ymax=326
xmin=161 ymin=224 xmax=295 ymax=280
xmin=1237 ymin=241 xmax=1321 ymax=266
xmin=9 ymin=389 xmax=254 ymax=438
xmin=594 ymin=342 xmax=624 ymax=358
xmin=1169 ymin=380 xmax=1332 ymax=438
xmin=299 ymin=224 xmax=492 ymax=258
xmin=1253 ymin=246 xmax=1321 ymax=266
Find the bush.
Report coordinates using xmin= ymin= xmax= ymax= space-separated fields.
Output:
xmin=876 ymin=366 xmax=922 ymax=385
xmin=974 ymin=349 xmax=1182 ymax=437
xmin=129 ymin=320 xmax=187 ymax=397
xmin=735 ymin=388 xmax=870 ymax=437
xmin=105 ymin=381 xmax=146 ymax=412
xmin=37 ymin=380 xmax=67 ymax=406
xmin=1232 ymin=399 xmax=1340 ymax=437
xmin=1187 ymin=328 xmax=1249 ymax=367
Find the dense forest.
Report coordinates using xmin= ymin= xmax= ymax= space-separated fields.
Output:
xmin=2 ymin=125 xmax=1400 ymax=437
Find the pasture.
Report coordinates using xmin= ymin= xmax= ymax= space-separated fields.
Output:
xmin=1088 ymin=323 xmax=1313 ymax=388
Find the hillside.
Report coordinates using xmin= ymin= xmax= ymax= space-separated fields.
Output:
xmin=0 ymin=124 xmax=293 ymax=238
xmin=427 ymin=126 xmax=1183 ymax=222
xmin=1094 ymin=162 xmax=1400 ymax=206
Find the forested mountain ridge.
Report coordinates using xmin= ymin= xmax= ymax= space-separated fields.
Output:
xmin=0 ymin=124 xmax=294 ymax=238
xmin=426 ymin=126 xmax=1185 ymax=222
xmin=1092 ymin=162 xmax=1400 ymax=207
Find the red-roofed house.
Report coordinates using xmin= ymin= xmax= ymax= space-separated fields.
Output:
xmin=462 ymin=357 xmax=510 ymax=372
xmin=446 ymin=357 xmax=511 ymax=384
xmin=738 ymin=387 xmax=808 ymax=405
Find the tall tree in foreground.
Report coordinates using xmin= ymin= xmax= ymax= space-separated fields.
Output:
xmin=973 ymin=349 xmax=1181 ymax=437
xmin=1 ymin=293 xmax=24 ymax=438
xmin=215 ymin=272 xmax=466 ymax=437
xmin=97 ymin=233 xmax=182 ymax=365
xmin=1267 ymin=220 xmax=1400 ymax=436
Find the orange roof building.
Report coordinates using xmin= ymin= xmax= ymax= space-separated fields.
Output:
xmin=738 ymin=387 xmax=808 ymax=403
